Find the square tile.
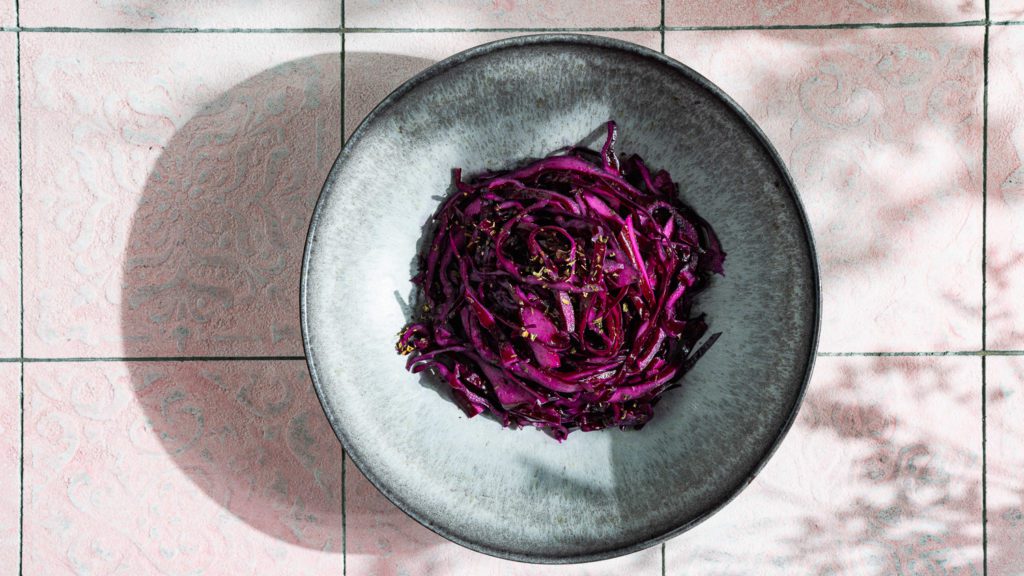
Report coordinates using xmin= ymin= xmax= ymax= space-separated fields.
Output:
xmin=21 ymin=33 xmax=341 ymax=357
xmin=345 ymin=457 xmax=661 ymax=575
xmin=0 ymin=364 xmax=19 ymax=576
xmin=992 ymin=1 xmax=1024 ymax=21
xmin=987 ymin=27 xmax=1024 ymax=349
xmin=0 ymin=34 xmax=17 ymax=357
xmin=0 ymin=2 xmax=13 ymax=27
xmin=666 ymin=356 xmax=983 ymax=574
xmin=19 ymin=0 xmax=340 ymax=29
xmin=23 ymin=361 xmax=342 ymax=574
xmin=987 ymin=356 xmax=1024 ymax=575
xmin=344 ymin=31 xmax=661 ymax=138
xmin=666 ymin=0 xmax=982 ymax=26
xmin=667 ymin=29 xmax=984 ymax=352
xmin=345 ymin=0 xmax=659 ymax=29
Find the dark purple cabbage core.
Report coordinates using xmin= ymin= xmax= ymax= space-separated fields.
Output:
xmin=396 ymin=121 xmax=725 ymax=440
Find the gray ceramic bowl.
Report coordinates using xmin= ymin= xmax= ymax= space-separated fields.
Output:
xmin=301 ymin=34 xmax=819 ymax=563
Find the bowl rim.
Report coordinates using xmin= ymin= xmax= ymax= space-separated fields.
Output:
xmin=300 ymin=33 xmax=822 ymax=565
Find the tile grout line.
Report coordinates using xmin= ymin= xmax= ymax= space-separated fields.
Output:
xmin=0 ymin=25 xmax=660 ymax=33
xmin=0 ymin=26 xmax=345 ymax=33
xmin=340 ymin=1 xmax=347 ymax=573
xmin=17 ymin=362 xmax=23 ymax=576
xmin=15 ymin=0 xmax=25 ymax=567
xmin=982 ymin=355 xmax=988 ymax=576
xmin=660 ymin=0 xmax=665 ymax=53
xmin=661 ymin=542 xmax=666 ymax=576
xmin=667 ymin=20 xmax=986 ymax=30
xmin=982 ymin=9 xmax=990 ymax=355
xmin=982 ymin=1 xmax=990 ymax=571
xmin=5 ymin=21 xmax=1024 ymax=34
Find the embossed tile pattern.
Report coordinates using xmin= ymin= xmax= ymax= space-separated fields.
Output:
xmin=1 ymin=0 xmax=1013 ymax=573
xmin=21 ymin=33 xmax=340 ymax=357
xmin=0 ymin=1 xmax=12 ymax=28
xmin=345 ymin=0 xmax=659 ymax=29
xmin=992 ymin=1 xmax=1024 ymax=21
xmin=987 ymin=356 xmax=1024 ymax=576
xmin=0 ymin=34 xmax=17 ymax=357
xmin=22 ymin=361 xmax=342 ymax=575
xmin=987 ymin=27 xmax=1024 ymax=349
xmin=666 ymin=356 xmax=983 ymax=574
xmin=19 ymin=0 xmax=341 ymax=29
xmin=0 ymin=365 xmax=18 ymax=576
xmin=666 ymin=0 xmax=982 ymax=27
xmin=667 ymin=28 xmax=984 ymax=352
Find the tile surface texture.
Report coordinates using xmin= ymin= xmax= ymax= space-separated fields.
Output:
xmin=987 ymin=356 xmax=1024 ymax=576
xmin=987 ymin=27 xmax=1024 ymax=349
xmin=0 ymin=365 xmax=18 ymax=576
xmin=19 ymin=0 xmax=341 ymax=29
xmin=0 ymin=35 xmax=17 ymax=357
xmin=667 ymin=28 xmax=984 ymax=353
xmin=0 ymin=0 xmax=12 ymax=28
xmin=666 ymin=0 xmax=983 ymax=27
xmin=21 ymin=33 xmax=341 ymax=357
xmin=992 ymin=0 xmax=1024 ymax=21
xmin=1 ymin=0 xmax=1015 ymax=573
xmin=22 ymin=361 xmax=342 ymax=575
xmin=666 ymin=356 xmax=983 ymax=574
xmin=345 ymin=0 xmax=660 ymax=29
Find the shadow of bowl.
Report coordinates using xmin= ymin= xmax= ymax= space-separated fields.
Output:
xmin=120 ymin=51 xmax=435 ymax=551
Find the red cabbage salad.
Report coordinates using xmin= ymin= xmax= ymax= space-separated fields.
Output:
xmin=396 ymin=121 xmax=725 ymax=441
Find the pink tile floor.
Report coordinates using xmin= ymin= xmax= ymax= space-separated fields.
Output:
xmin=2 ymin=1 xmax=1022 ymax=574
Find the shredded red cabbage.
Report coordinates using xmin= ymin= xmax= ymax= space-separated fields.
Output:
xmin=396 ymin=121 xmax=725 ymax=440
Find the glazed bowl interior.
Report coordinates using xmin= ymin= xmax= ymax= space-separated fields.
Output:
xmin=302 ymin=34 xmax=819 ymax=563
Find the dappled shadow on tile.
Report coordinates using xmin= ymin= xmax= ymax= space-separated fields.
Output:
xmin=666 ymin=357 xmax=984 ymax=574
xmin=789 ymin=360 xmax=981 ymax=574
xmin=658 ymin=17 xmax=991 ymax=570
xmin=118 ymin=53 xmax=430 ymax=551
xmin=668 ymin=20 xmax=984 ymax=353
xmin=991 ymin=2 xmax=1024 ymax=21
xmin=984 ymin=356 xmax=1024 ymax=574
xmin=666 ymin=0 xmax=982 ymax=27
xmin=986 ymin=26 xmax=1024 ymax=349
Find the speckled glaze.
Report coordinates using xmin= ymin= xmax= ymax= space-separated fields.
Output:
xmin=301 ymin=34 xmax=820 ymax=564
